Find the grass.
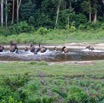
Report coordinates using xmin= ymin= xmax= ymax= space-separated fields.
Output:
xmin=0 ymin=61 xmax=104 ymax=102
xmin=0 ymin=29 xmax=104 ymax=44
xmin=0 ymin=61 xmax=104 ymax=77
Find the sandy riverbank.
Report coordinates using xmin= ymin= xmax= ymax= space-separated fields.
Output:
xmin=1 ymin=42 xmax=104 ymax=50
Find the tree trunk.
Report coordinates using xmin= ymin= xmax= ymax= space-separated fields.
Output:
xmin=5 ymin=0 xmax=7 ymax=28
xmin=89 ymin=12 xmax=91 ymax=22
xmin=93 ymin=12 xmax=97 ymax=23
xmin=93 ymin=0 xmax=97 ymax=23
xmin=67 ymin=16 xmax=69 ymax=29
xmin=17 ymin=0 xmax=19 ymax=23
xmin=17 ymin=0 xmax=21 ymax=23
xmin=69 ymin=0 xmax=72 ymax=10
xmin=55 ymin=0 xmax=61 ymax=28
xmin=102 ymin=0 xmax=104 ymax=4
xmin=12 ymin=0 xmax=14 ymax=24
xmin=1 ymin=0 xmax=4 ymax=28
xmin=89 ymin=0 xmax=91 ymax=22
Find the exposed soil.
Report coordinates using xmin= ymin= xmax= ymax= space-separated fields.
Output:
xmin=49 ymin=61 xmax=95 ymax=65
xmin=0 ymin=60 xmax=96 ymax=66
xmin=2 ymin=42 xmax=104 ymax=50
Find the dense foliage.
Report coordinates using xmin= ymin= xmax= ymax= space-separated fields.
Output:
xmin=0 ymin=61 xmax=104 ymax=103
xmin=0 ymin=0 xmax=104 ymax=35
xmin=1 ymin=75 xmax=104 ymax=103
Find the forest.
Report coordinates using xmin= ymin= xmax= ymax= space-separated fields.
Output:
xmin=0 ymin=0 xmax=104 ymax=33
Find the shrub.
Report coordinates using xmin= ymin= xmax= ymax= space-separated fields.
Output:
xmin=42 ymin=96 xmax=54 ymax=103
xmin=100 ymin=23 xmax=104 ymax=29
xmin=0 ymin=21 xmax=34 ymax=36
xmin=0 ymin=28 xmax=4 ymax=35
xmin=78 ymin=24 xmax=86 ymax=30
xmin=76 ymin=13 xmax=87 ymax=24
xmin=3 ymin=73 xmax=30 ymax=91
xmin=8 ymin=96 xmax=22 ymax=103
xmin=69 ymin=21 xmax=77 ymax=32
xmin=37 ymin=27 xmax=49 ymax=35
xmin=70 ymin=25 xmax=76 ymax=32
xmin=65 ymin=86 xmax=88 ymax=103
xmin=86 ymin=22 xmax=101 ymax=30
xmin=14 ymin=21 xmax=34 ymax=34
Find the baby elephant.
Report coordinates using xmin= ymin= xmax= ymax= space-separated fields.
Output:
xmin=9 ymin=41 xmax=18 ymax=53
xmin=85 ymin=46 xmax=94 ymax=51
xmin=62 ymin=46 xmax=68 ymax=53
xmin=0 ymin=46 xmax=4 ymax=52
xmin=30 ymin=44 xmax=35 ymax=52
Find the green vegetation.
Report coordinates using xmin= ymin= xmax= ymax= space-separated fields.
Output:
xmin=1 ymin=0 xmax=104 ymax=29
xmin=0 ymin=0 xmax=104 ymax=36
xmin=0 ymin=0 xmax=104 ymax=44
xmin=0 ymin=0 xmax=104 ymax=102
xmin=0 ymin=28 xmax=104 ymax=44
xmin=0 ymin=61 xmax=104 ymax=103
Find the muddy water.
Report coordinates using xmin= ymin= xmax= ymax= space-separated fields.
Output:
xmin=0 ymin=49 xmax=104 ymax=62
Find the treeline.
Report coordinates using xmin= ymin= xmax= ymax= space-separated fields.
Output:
xmin=0 ymin=0 xmax=104 ymax=32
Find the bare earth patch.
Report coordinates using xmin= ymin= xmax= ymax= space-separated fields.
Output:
xmin=0 ymin=60 xmax=96 ymax=66
xmin=2 ymin=43 xmax=104 ymax=50
xmin=49 ymin=61 xmax=95 ymax=65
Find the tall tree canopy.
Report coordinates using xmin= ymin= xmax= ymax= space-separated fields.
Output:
xmin=0 ymin=0 xmax=104 ymax=29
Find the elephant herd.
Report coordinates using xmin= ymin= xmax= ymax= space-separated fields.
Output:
xmin=0 ymin=41 xmax=69 ymax=54
xmin=0 ymin=41 xmax=95 ymax=54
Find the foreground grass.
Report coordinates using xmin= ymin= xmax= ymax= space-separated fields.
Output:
xmin=0 ymin=61 xmax=104 ymax=103
xmin=0 ymin=29 xmax=104 ymax=44
xmin=0 ymin=61 xmax=104 ymax=77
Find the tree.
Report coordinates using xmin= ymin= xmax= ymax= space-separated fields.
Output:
xmin=1 ymin=0 xmax=4 ymax=28
xmin=0 ymin=0 xmax=104 ymax=30
xmin=92 ymin=0 xmax=97 ymax=23
xmin=102 ymin=0 xmax=104 ymax=4
xmin=17 ymin=0 xmax=21 ymax=23
xmin=20 ymin=0 xmax=35 ymax=21
xmin=55 ymin=0 xmax=62 ymax=28
xmin=12 ymin=0 xmax=14 ymax=24
xmin=81 ymin=0 xmax=92 ymax=22
xmin=5 ymin=0 xmax=8 ymax=28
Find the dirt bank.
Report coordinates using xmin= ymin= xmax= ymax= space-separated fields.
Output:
xmin=49 ymin=61 xmax=95 ymax=65
xmin=0 ymin=60 xmax=95 ymax=65
xmin=2 ymin=42 xmax=104 ymax=50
